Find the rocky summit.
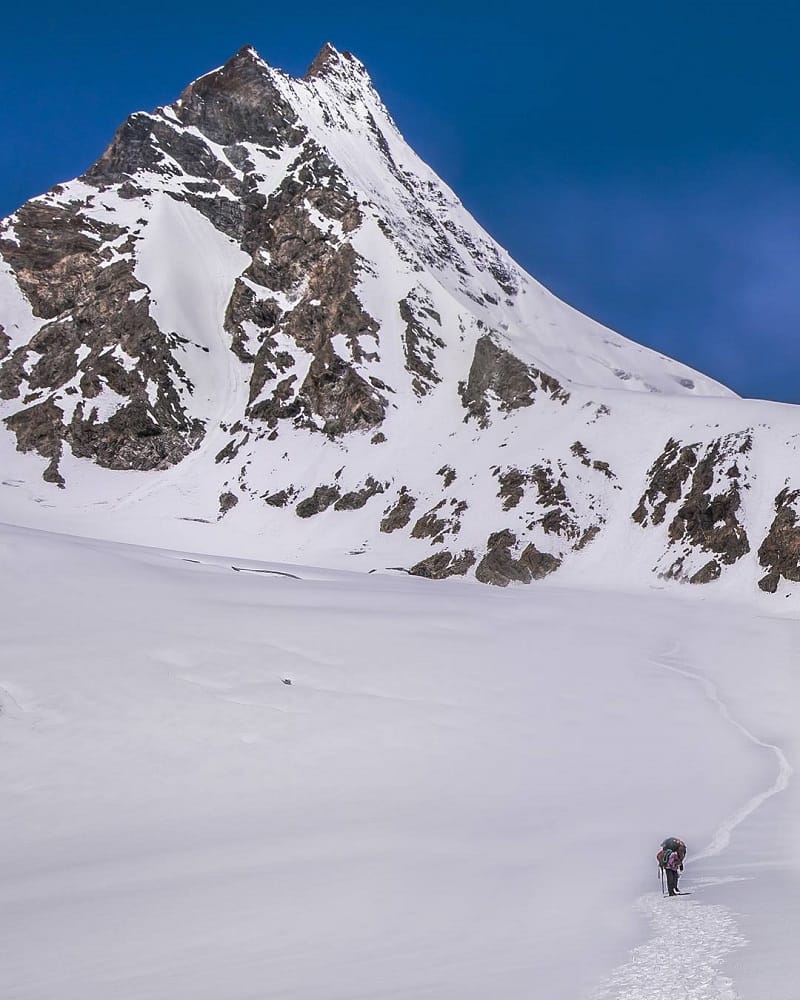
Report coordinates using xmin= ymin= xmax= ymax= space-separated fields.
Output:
xmin=1 ymin=44 xmax=799 ymax=595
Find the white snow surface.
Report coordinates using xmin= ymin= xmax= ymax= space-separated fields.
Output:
xmin=134 ymin=191 xmax=251 ymax=423
xmin=1 ymin=522 xmax=799 ymax=999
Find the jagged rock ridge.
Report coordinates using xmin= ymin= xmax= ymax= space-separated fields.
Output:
xmin=1 ymin=44 xmax=798 ymax=596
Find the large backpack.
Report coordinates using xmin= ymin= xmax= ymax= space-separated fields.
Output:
xmin=659 ymin=837 xmax=686 ymax=866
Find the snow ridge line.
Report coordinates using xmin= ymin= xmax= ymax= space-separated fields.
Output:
xmin=653 ymin=643 xmax=792 ymax=861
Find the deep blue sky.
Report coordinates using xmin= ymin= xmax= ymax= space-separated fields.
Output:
xmin=2 ymin=1 xmax=798 ymax=402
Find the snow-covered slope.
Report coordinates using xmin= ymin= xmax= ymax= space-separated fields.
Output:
xmin=2 ymin=44 xmax=800 ymax=597
xmin=1 ymin=523 xmax=798 ymax=999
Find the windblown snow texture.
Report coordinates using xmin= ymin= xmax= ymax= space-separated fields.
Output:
xmin=2 ymin=43 xmax=800 ymax=596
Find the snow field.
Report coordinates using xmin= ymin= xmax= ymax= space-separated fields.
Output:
xmin=1 ymin=523 xmax=797 ymax=998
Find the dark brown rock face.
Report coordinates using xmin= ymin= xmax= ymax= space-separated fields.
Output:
xmin=300 ymin=350 xmax=385 ymax=436
xmin=632 ymin=438 xmax=698 ymax=527
xmin=410 ymin=497 xmax=468 ymax=545
xmin=0 ymin=45 xmax=395 ymax=484
xmin=497 ymin=467 xmax=527 ymax=510
xmin=634 ymin=432 xmax=752 ymax=582
xmin=87 ymin=48 xmax=304 ymax=191
xmin=264 ymin=488 xmax=292 ymax=508
xmin=229 ymin=143 xmax=386 ymax=440
xmin=296 ymin=484 xmax=340 ymax=518
xmin=493 ymin=459 xmax=604 ymax=550
xmin=670 ymin=453 xmax=749 ymax=564
xmin=758 ymin=487 xmax=800 ymax=592
xmin=219 ymin=490 xmax=239 ymax=515
xmin=399 ymin=289 xmax=444 ymax=396
xmin=305 ymin=42 xmax=363 ymax=80
xmin=5 ymin=399 xmax=67 ymax=485
xmin=0 ymin=199 xmax=202 ymax=478
xmin=334 ymin=476 xmax=385 ymax=511
xmin=460 ymin=334 xmax=569 ymax=427
xmin=690 ymin=560 xmax=721 ymax=584
xmin=411 ymin=501 xmax=449 ymax=540
xmin=380 ymin=489 xmax=417 ymax=533
xmin=437 ymin=466 xmax=456 ymax=488
xmin=176 ymin=48 xmax=304 ymax=149
xmin=1 ymin=201 xmax=124 ymax=318
xmin=409 ymin=549 xmax=476 ymax=579
xmin=474 ymin=529 xmax=561 ymax=586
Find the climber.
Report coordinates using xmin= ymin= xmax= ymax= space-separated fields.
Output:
xmin=656 ymin=836 xmax=686 ymax=896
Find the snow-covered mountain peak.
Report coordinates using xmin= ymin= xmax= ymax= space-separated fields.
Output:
xmin=166 ymin=45 xmax=301 ymax=149
xmin=169 ymin=42 xmax=389 ymax=152
xmin=4 ymin=46 xmax=800 ymax=599
xmin=287 ymin=44 xmax=403 ymax=159
xmin=304 ymin=42 xmax=367 ymax=82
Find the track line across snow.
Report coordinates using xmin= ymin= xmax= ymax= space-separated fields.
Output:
xmin=655 ymin=643 xmax=792 ymax=862
xmin=0 ymin=684 xmax=24 ymax=720
xmin=591 ymin=641 xmax=792 ymax=999
xmin=592 ymin=893 xmax=744 ymax=1000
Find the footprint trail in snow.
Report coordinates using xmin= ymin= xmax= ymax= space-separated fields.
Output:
xmin=592 ymin=641 xmax=792 ymax=1000
xmin=592 ymin=894 xmax=744 ymax=1000
xmin=656 ymin=646 xmax=792 ymax=863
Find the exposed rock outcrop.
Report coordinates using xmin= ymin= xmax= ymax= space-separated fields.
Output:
xmin=634 ymin=432 xmax=752 ymax=583
xmin=334 ymin=476 xmax=385 ymax=511
xmin=296 ymin=484 xmax=341 ymax=518
xmin=758 ymin=487 xmax=800 ymax=592
xmin=219 ymin=491 xmax=239 ymax=515
xmin=380 ymin=488 xmax=417 ymax=533
xmin=411 ymin=497 xmax=467 ymax=544
xmin=632 ymin=438 xmax=698 ymax=528
xmin=264 ymin=488 xmax=293 ymax=508
xmin=493 ymin=459 xmax=603 ymax=548
xmin=460 ymin=334 xmax=569 ymax=427
xmin=474 ymin=529 xmax=561 ymax=587
xmin=399 ymin=288 xmax=444 ymax=396
xmin=231 ymin=146 xmax=385 ymax=439
xmin=0 ymin=198 xmax=203 ymax=479
xmin=408 ymin=549 xmax=476 ymax=579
